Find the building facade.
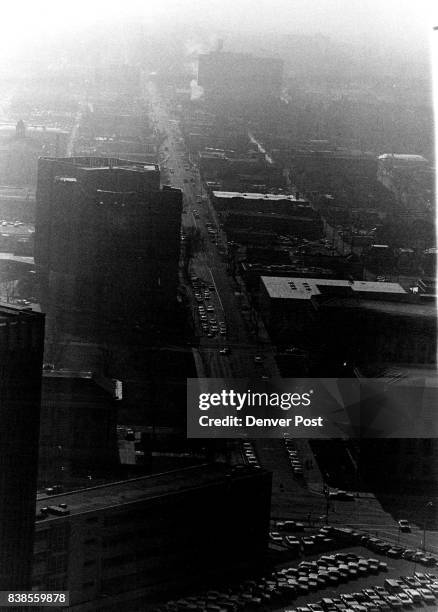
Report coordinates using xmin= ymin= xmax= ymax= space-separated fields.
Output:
xmin=0 ymin=305 xmax=45 ymax=589
xmin=35 ymin=157 xmax=182 ymax=341
xmin=33 ymin=464 xmax=272 ymax=610
xmin=259 ymin=276 xmax=436 ymax=366
xmin=38 ymin=370 xmax=120 ymax=488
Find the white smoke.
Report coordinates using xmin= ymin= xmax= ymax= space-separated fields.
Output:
xmin=190 ymin=79 xmax=204 ymax=100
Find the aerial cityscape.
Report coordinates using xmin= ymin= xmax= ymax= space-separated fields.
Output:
xmin=0 ymin=1 xmax=437 ymax=610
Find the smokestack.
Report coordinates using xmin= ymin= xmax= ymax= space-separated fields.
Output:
xmin=295 ymin=191 xmax=300 ymax=200
xmin=217 ymin=38 xmax=224 ymax=52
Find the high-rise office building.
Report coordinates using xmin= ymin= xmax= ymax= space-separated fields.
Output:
xmin=38 ymin=369 xmax=121 ymax=487
xmin=0 ymin=305 xmax=45 ymax=589
xmin=35 ymin=157 xmax=182 ymax=341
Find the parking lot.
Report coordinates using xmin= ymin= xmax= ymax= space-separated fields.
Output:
xmin=157 ymin=542 xmax=438 ymax=612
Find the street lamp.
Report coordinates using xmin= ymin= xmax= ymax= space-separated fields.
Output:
xmin=323 ymin=484 xmax=330 ymax=525
xmin=422 ymin=501 xmax=433 ymax=552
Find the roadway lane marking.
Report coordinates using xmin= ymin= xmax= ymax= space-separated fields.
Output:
xmin=208 ymin=267 xmax=224 ymax=313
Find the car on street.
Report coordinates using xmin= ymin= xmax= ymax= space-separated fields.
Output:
xmin=328 ymin=489 xmax=354 ymax=501
xmin=398 ymin=519 xmax=411 ymax=532
xmin=254 ymin=355 xmax=263 ymax=364
xmin=219 ymin=348 xmax=230 ymax=355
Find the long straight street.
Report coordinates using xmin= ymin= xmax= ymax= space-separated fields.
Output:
xmin=147 ymin=82 xmax=438 ymax=556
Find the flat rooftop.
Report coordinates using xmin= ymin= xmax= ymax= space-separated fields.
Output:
xmin=0 ymin=303 xmax=42 ymax=323
xmin=35 ymin=464 xmax=263 ymax=521
xmin=261 ymin=277 xmax=407 ymax=301
xmin=0 ymin=253 xmax=34 ymax=265
xmin=42 ymin=156 xmax=159 ymax=173
xmin=378 ymin=154 xmax=428 ymax=163
xmin=213 ymin=191 xmax=308 ymax=203
xmin=0 ymin=186 xmax=35 ymax=200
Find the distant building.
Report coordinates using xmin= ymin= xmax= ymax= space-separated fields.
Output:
xmin=377 ymin=153 xmax=434 ymax=217
xmin=0 ymin=305 xmax=45 ymax=589
xmin=212 ymin=191 xmax=321 ymax=243
xmin=0 ymin=123 xmax=69 ymax=186
xmin=212 ymin=191 xmax=311 ymax=214
xmin=33 ymin=464 xmax=272 ymax=608
xmin=241 ymin=262 xmax=335 ymax=291
xmin=198 ymin=51 xmax=283 ymax=101
xmin=259 ymin=276 xmax=436 ymax=365
xmin=0 ymin=186 xmax=36 ymax=223
xmin=39 ymin=370 xmax=121 ymax=487
xmin=94 ymin=63 xmax=142 ymax=97
xmin=35 ymin=157 xmax=182 ymax=341
xmin=76 ymin=100 xmax=159 ymax=160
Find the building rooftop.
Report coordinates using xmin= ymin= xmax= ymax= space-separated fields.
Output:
xmin=0 ymin=186 xmax=35 ymax=200
xmin=261 ymin=277 xmax=407 ymax=301
xmin=0 ymin=303 xmax=43 ymax=323
xmin=0 ymin=253 xmax=34 ymax=265
xmin=35 ymin=464 xmax=262 ymax=521
xmin=41 ymin=156 xmax=159 ymax=173
xmin=213 ymin=191 xmax=308 ymax=203
xmin=378 ymin=154 xmax=428 ymax=163
xmin=43 ymin=370 xmax=122 ymax=400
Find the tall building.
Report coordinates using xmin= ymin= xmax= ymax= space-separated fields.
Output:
xmin=198 ymin=51 xmax=283 ymax=101
xmin=38 ymin=370 xmax=121 ymax=487
xmin=33 ymin=464 xmax=272 ymax=608
xmin=0 ymin=305 xmax=45 ymax=589
xmin=35 ymin=157 xmax=182 ymax=341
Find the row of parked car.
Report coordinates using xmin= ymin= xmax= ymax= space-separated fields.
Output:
xmin=270 ymin=524 xmax=438 ymax=569
xmin=283 ymin=437 xmax=304 ymax=478
xmin=328 ymin=527 xmax=438 ymax=568
xmin=156 ymin=552 xmax=388 ymax=612
xmin=288 ymin=572 xmax=438 ymax=611
xmin=242 ymin=441 xmax=261 ymax=468
xmin=270 ymin=527 xmax=337 ymax=557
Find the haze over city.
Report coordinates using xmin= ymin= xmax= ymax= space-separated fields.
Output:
xmin=0 ymin=1 xmax=436 ymax=610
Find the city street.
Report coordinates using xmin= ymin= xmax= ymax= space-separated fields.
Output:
xmin=148 ymin=82 xmax=278 ymax=380
xmin=147 ymin=81 xmax=438 ymax=557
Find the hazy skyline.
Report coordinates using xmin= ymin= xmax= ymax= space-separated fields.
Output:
xmin=0 ymin=0 xmax=436 ymax=62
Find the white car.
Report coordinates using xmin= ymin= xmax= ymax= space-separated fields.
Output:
xmin=398 ymin=519 xmax=411 ymax=532
xmin=269 ymin=531 xmax=282 ymax=543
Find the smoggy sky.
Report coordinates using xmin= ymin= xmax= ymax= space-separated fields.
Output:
xmin=0 ymin=0 xmax=436 ymax=61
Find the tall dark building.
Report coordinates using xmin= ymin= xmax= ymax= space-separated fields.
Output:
xmin=197 ymin=51 xmax=283 ymax=101
xmin=0 ymin=305 xmax=45 ymax=589
xmin=33 ymin=464 xmax=272 ymax=608
xmin=38 ymin=369 xmax=121 ymax=487
xmin=35 ymin=157 xmax=182 ymax=341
